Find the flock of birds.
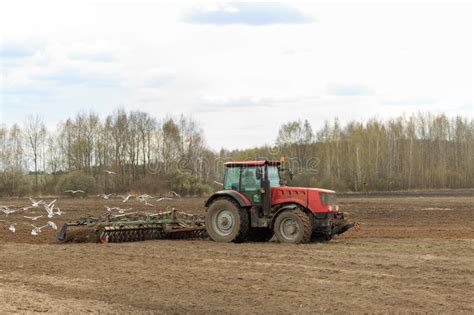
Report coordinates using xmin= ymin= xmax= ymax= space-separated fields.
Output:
xmin=1 ymin=188 xmax=182 ymax=237
xmin=1 ymin=198 xmax=62 ymax=235
xmin=99 ymin=191 xmax=181 ymax=212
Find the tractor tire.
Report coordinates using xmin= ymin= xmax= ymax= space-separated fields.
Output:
xmin=246 ymin=228 xmax=274 ymax=242
xmin=205 ymin=198 xmax=249 ymax=243
xmin=274 ymin=209 xmax=312 ymax=244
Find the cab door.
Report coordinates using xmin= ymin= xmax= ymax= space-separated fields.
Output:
xmin=239 ymin=166 xmax=263 ymax=205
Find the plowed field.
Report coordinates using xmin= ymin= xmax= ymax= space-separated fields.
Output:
xmin=1 ymin=192 xmax=473 ymax=313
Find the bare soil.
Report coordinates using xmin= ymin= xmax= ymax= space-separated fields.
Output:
xmin=1 ymin=193 xmax=473 ymax=314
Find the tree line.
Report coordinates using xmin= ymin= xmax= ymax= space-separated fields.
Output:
xmin=0 ymin=109 xmax=472 ymax=196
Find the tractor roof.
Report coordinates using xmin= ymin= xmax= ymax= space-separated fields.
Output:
xmin=224 ymin=160 xmax=281 ymax=167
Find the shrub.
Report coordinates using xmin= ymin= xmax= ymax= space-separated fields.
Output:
xmin=169 ymin=172 xmax=212 ymax=197
xmin=55 ymin=171 xmax=97 ymax=196
xmin=0 ymin=170 xmax=32 ymax=197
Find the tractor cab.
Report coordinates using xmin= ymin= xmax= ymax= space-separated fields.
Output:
xmin=223 ymin=160 xmax=282 ymax=205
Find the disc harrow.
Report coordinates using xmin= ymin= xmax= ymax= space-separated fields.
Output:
xmin=56 ymin=209 xmax=207 ymax=243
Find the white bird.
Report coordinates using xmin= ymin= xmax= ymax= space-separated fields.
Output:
xmin=116 ymin=207 xmax=133 ymax=214
xmin=65 ymin=190 xmax=85 ymax=194
xmin=29 ymin=198 xmax=45 ymax=207
xmin=156 ymin=197 xmax=173 ymax=202
xmin=98 ymin=193 xmax=114 ymax=199
xmin=54 ymin=208 xmax=64 ymax=216
xmin=137 ymin=194 xmax=153 ymax=199
xmin=48 ymin=221 xmax=58 ymax=230
xmin=9 ymin=223 xmax=16 ymax=233
xmin=43 ymin=200 xmax=56 ymax=218
xmin=104 ymin=170 xmax=116 ymax=174
xmin=30 ymin=224 xmax=46 ymax=235
xmin=1 ymin=207 xmax=17 ymax=217
xmin=30 ymin=221 xmax=57 ymax=236
xmin=120 ymin=195 xmax=133 ymax=203
xmin=24 ymin=215 xmax=43 ymax=221
xmin=214 ymin=181 xmax=224 ymax=186
xmin=105 ymin=206 xmax=119 ymax=212
xmin=136 ymin=195 xmax=153 ymax=206
xmin=169 ymin=191 xmax=181 ymax=199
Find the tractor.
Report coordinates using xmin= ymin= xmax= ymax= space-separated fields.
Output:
xmin=205 ymin=160 xmax=356 ymax=244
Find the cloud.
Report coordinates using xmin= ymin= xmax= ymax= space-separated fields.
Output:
xmin=0 ymin=42 xmax=40 ymax=59
xmin=2 ymin=86 xmax=52 ymax=97
xmin=382 ymin=97 xmax=436 ymax=106
xmin=34 ymin=70 xmax=119 ymax=88
xmin=195 ymin=96 xmax=272 ymax=113
xmin=326 ymin=83 xmax=374 ymax=97
xmin=143 ymin=76 xmax=174 ymax=88
xmin=183 ymin=2 xmax=314 ymax=25
xmin=69 ymin=52 xmax=116 ymax=63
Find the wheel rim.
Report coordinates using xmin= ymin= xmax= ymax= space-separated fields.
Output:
xmin=279 ymin=217 xmax=300 ymax=241
xmin=212 ymin=208 xmax=236 ymax=236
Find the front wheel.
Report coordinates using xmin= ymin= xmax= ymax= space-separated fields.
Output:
xmin=274 ymin=209 xmax=312 ymax=244
xmin=205 ymin=198 xmax=249 ymax=243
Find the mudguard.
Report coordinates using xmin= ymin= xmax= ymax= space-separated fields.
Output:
xmin=204 ymin=190 xmax=252 ymax=208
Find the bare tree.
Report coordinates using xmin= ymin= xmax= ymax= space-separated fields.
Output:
xmin=24 ymin=114 xmax=46 ymax=186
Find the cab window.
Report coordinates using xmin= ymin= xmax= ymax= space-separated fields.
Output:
xmin=268 ymin=166 xmax=281 ymax=187
xmin=241 ymin=167 xmax=260 ymax=191
xmin=224 ymin=167 xmax=240 ymax=190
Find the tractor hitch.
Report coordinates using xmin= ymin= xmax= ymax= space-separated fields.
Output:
xmin=330 ymin=222 xmax=357 ymax=236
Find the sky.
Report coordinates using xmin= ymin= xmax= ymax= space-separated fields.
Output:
xmin=1 ymin=0 xmax=472 ymax=150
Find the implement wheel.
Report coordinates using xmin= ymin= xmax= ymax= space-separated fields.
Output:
xmin=274 ymin=209 xmax=312 ymax=244
xmin=205 ymin=198 xmax=249 ymax=243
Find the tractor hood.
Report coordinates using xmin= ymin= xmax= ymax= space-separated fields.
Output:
xmin=271 ymin=186 xmax=338 ymax=213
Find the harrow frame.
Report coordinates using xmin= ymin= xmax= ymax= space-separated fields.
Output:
xmin=56 ymin=209 xmax=207 ymax=243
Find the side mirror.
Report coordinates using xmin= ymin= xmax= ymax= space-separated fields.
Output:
xmin=256 ymin=168 xmax=262 ymax=180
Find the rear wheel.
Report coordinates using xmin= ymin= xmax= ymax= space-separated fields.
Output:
xmin=274 ymin=209 xmax=312 ymax=244
xmin=205 ymin=198 xmax=249 ymax=243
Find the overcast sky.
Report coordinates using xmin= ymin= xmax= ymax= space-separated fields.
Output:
xmin=1 ymin=0 xmax=472 ymax=150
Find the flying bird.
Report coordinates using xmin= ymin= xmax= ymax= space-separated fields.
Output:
xmin=168 ymin=191 xmax=181 ymax=199
xmin=136 ymin=194 xmax=154 ymax=206
xmin=24 ymin=215 xmax=43 ymax=221
xmin=48 ymin=221 xmax=58 ymax=230
xmin=105 ymin=206 xmax=119 ymax=212
xmin=137 ymin=194 xmax=153 ymax=199
xmin=156 ymin=197 xmax=173 ymax=202
xmin=43 ymin=200 xmax=56 ymax=218
xmin=30 ymin=224 xmax=46 ymax=236
xmin=9 ymin=223 xmax=16 ymax=233
xmin=120 ymin=195 xmax=133 ymax=203
xmin=29 ymin=198 xmax=45 ymax=207
xmin=30 ymin=221 xmax=57 ymax=236
xmin=1 ymin=207 xmax=17 ymax=217
xmin=65 ymin=190 xmax=85 ymax=194
xmin=104 ymin=170 xmax=116 ymax=174
xmin=116 ymin=207 xmax=133 ymax=214
xmin=98 ymin=193 xmax=114 ymax=199
xmin=54 ymin=208 xmax=65 ymax=216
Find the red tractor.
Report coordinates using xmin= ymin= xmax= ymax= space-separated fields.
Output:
xmin=205 ymin=160 xmax=356 ymax=244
